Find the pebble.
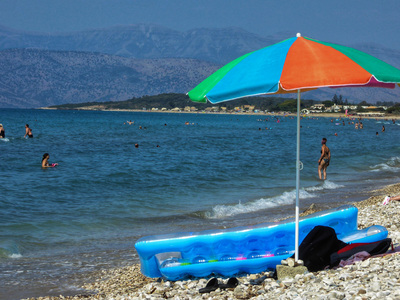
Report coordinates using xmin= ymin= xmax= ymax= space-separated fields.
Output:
xmin=24 ymin=184 xmax=400 ymax=300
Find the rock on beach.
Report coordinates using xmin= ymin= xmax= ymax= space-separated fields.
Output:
xmin=26 ymin=184 xmax=400 ymax=300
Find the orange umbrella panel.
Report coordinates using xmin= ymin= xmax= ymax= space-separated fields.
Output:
xmin=188 ymin=35 xmax=400 ymax=104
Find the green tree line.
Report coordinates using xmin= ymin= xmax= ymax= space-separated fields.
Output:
xmin=50 ymin=93 xmax=317 ymax=112
xmin=50 ymin=93 xmax=400 ymax=114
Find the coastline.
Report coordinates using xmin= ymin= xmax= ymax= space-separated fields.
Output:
xmin=25 ymin=182 xmax=400 ymax=300
xmin=39 ymin=106 xmax=400 ymax=120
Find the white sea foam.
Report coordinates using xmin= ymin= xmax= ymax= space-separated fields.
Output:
xmin=370 ymin=156 xmax=400 ymax=172
xmin=9 ymin=253 xmax=22 ymax=259
xmin=305 ymin=180 xmax=344 ymax=192
xmin=205 ymin=189 xmax=315 ymax=219
xmin=206 ymin=180 xmax=346 ymax=219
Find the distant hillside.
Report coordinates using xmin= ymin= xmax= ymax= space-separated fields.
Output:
xmin=0 ymin=49 xmax=219 ymax=108
xmin=0 ymin=24 xmax=400 ymax=108
xmin=2 ymin=47 xmax=400 ymax=108
xmin=2 ymin=24 xmax=400 ymax=67
xmin=0 ymin=24 xmax=276 ymax=65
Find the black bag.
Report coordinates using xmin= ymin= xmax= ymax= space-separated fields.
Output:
xmin=330 ymin=238 xmax=392 ymax=267
xmin=292 ymin=225 xmax=347 ymax=271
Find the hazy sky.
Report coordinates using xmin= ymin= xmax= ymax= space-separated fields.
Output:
xmin=1 ymin=0 xmax=399 ymax=49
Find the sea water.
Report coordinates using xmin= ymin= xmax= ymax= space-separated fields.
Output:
xmin=1 ymin=108 xmax=400 ymax=299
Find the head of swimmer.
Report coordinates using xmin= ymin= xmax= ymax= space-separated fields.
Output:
xmin=321 ymin=138 xmax=327 ymax=145
xmin=42 ymin=153 xmax=49 ymax=161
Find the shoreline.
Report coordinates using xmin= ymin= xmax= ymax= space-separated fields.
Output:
xmin=39 ymin=107 xmax=400 ymax=120
xmin=26 ymin=182 xmax=400 ymax=300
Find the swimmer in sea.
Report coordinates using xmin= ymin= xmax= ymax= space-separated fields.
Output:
xmin=42 ymin=153 xmax=57 ymax=168
xmin=0 ymin=124 xmax=4 ymax=138
xmin=24 ymin=124 xmax=33 ymax=138
xmin=318 ymin=137 xmax=330 ymax=180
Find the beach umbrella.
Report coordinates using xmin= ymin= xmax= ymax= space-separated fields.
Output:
xmin=187 ymin=33 xmax=400 ymax=261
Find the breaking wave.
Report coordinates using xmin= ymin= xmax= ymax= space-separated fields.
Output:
xmin=370 ymin=156 xmax=400 ymax=173
xmin=205 ymin=180 xmax=344 ymax=219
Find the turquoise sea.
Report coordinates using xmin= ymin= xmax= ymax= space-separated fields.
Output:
xmin=1 ymin=108 xmax=400 ymax=299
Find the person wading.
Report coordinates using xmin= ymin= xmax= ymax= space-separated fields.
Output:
xmin=318 ymin=137 xmax=330 ymax=180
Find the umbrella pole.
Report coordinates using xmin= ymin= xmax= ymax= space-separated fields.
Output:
xmin=295 ymin=89 xmax=301 ymax=261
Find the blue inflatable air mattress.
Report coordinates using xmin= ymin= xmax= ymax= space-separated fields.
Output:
xmin=135 ymin=205 xmax=387 ymax=280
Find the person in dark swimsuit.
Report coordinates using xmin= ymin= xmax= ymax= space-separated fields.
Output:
xmin=24 ymin=124 xmax=33 ymax=138
xmin=318 ymin=138 xmax=330 ymax=180
xmin=0 ymin=124 xmax=4 ymax=138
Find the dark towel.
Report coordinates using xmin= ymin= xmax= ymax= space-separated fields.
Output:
xmin=330 ymin=238 xmax=392 ymax=267
xmin=291 ymin=225 xmax=347 ymax=271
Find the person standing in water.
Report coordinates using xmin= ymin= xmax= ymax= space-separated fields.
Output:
xmin=0 ymin=124 xmax=5 ymax=138
xmin=24 ymin=124 xmax=33 ymax=138
xmin=318 ymin=137 xmax=330 ymax=180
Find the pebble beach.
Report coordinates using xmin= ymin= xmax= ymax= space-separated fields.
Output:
xmin=25 ymin=183 xmax=400 ymax=300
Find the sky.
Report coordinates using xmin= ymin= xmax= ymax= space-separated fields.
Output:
xmin=0 ymin=0 xmax=400 ymax=49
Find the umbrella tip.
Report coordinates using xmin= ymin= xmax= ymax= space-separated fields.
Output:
xmin=296 ymin=33 xmax=301 ymax=37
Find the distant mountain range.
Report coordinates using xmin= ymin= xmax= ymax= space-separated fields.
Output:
xmin=0 ymin=49 xmax=219 ymax=108
xmin=1 ymin=24 xmax=400 ymax=108
xmin=0 ymin=24 xmax=279 ymax=64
